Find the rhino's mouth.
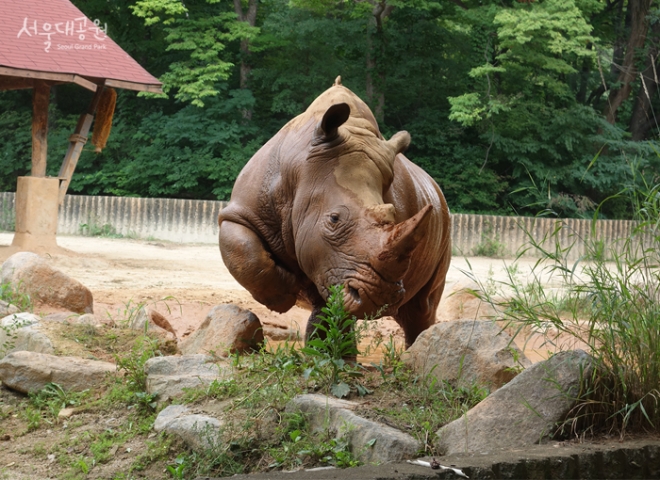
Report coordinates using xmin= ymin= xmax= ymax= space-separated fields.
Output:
xmin=343 ymin=279 xmax=404 ymax=318
xmin=320 ymin=267 xmax=405 ymax=318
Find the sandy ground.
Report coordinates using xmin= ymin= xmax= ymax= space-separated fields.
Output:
xmin=0 ymin=232 xmax=563 ymax=360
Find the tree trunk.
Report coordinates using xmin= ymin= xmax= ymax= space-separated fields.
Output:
xmin=604 ymin=0 xmax=653 ymax=124
xmin=233 ymin=0 xmax=258 ymax=120
xmin=629 ymin=22 xmax=660 ymax=140
xmin=365 ymin=0 xmax=392 ymax=124
xmin=233 ymin=0 xmax=258 ymax=90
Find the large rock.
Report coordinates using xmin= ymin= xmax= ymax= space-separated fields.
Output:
xmin=144 ymin=354 xmax=231 ymax=401
xmin=286 ymin=394 xmax=421 ymax=463
xmin=1 ymin=252 xmax=93 ymax=314
xmin=180 ymin=304 xmax=264 ymax=357
xmin=0 ymin=300 xmax=19 ymax=317
xmin=405 ymin=319 xmax=530 ymax=389
xmin=436 ymin=350 xmax=593 ymax=455
xmin=0 ymin=351 xmax=116 ymax=394
xmin=154 ymin=404 xmax=223 ymax=450
xmin=0 ymin=313 xmax=53 ymax=358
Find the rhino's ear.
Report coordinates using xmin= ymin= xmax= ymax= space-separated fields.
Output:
xmin=388 ymin=131 xmax=411 ymax=154
xmin=318 ymin=103 xmax=350 ymax=142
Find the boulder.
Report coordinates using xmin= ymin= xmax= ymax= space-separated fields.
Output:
xmin=180 ymin=304 xmax=264 ymax=357
xmin=154 ymin=404 xmax=223 ymax=450
xmin=43 ymin=312 xmax=80 ymax=323
xmin=286 ymin=394 xmax=421 ymax=463
xmin=404 ymin=319 xmax=530 ymax=390
xmin=0 ymin=351 xmax=116 ymax=394
xmin=0 ymin=313 xmax=53 ymax=358
xmin=0 ymin=300 xmax=19 ymax=317
xmin=1 ymin=252 xmax=93 ymax=314
xmin=436 ymin=350 xmax=593 ymax=455
xmin=144 ymin=354 xmax=231 ymax=401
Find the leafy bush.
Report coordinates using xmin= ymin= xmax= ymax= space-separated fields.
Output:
xmin=301 ymin=285 xmax=370 ymax=398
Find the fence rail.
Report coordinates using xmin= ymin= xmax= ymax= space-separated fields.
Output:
xmin=0 ymin=192 xmax=641 ymax=258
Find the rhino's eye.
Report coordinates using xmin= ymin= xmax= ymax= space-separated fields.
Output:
xmin=329 ymin=213 xmax=340 ymax=224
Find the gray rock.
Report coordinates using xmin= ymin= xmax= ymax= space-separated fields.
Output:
xmin=43 ymin=312 xmax=80 ymax=323
xmin=0 ymin=313 xmax=52 ymax=358
xmin=0 ymin=351 xmax=116 ymax=394
xmin=404 ymin=319 xmax=530 ymax=390
xmin=180 ymin=304 xmax=264 ymax=357
xmin=1 ymin=252 xmax=93 ymax=314
xmin=0 ymin=300 xmax=19 ymax=317
xmin=76 ymin=314 xmax=99 ymax=326
xmin=436 ymin=350 xmax=593 ymax=455
xmin=154 ymin=404 xmax=223 ymax=450
xmin=144 ymin=354 xmax=231 ymax=401
xmin=286 ymin=394 xmax=421 ymax=463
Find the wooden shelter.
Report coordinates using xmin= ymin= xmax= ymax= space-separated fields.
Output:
xmin=0 ymin=0 xmax=162 ymax=252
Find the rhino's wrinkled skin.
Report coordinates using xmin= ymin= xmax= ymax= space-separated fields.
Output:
xmin=218 ymin=78 xmax=451 ymax=347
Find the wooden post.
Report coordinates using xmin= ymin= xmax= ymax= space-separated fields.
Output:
xmin=31 ymin=80 xmax=50 ymax=177
xmin=58 ymin=82 xmax=105 ymax=203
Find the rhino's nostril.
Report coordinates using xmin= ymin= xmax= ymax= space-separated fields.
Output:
xmin=348 ymin=286 xmax=361 ymax=304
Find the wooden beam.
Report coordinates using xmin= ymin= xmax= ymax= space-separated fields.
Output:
xmin=31 ymin=80 xmax=50 ymax=177
xmin=58 ymin=83 xmax=106 ymax=204
xmin=0 ymin=67 xmax=161 ymax=94
xmin=0 ymin=76 xmax=34 ymax=91
xmin=105 ymin=78 xmax=163 ymax=93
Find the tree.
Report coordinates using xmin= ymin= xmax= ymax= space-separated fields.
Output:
xmin=603 ymin=0 xmax=654 ymax=125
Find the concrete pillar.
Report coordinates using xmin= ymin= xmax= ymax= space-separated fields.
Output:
xmin=11 ymin=176 xmax=60 ymax=252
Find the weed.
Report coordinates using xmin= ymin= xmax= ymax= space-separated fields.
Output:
xmin=473 ymin=222 xmax=506 ymax=257
xmin=465 ymin=176 xmax=660 ymax=438
xmin=29 ymin=382 xmax=89 ymax=420
xmin=0 ymin=282 xmax=32 ymax=312
xmin=301 ymin=285 xmax=371 ymax=398
xmin=0 ymin=312 xmax=33 ymax=357
xmin=166 ymin=455 xmax=188 ymax=479
xmin=79 ymin=214 xmax=123 ymax=238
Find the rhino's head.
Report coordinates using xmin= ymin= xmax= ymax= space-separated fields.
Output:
xmin=292 ymin=102 xmax=432 ymax=318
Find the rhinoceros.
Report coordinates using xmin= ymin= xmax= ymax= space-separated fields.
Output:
xmin=218 ymin=77 xmax=451 ymax=347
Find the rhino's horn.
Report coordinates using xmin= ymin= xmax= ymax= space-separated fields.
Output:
xmin=372 ymin=205 xmax=433 ymax=282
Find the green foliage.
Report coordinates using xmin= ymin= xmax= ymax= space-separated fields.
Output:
xmin=472 ymin=222 xmax=506 ymax=257
xmin=2 ymin=0 xmax=659 ymax=216
xmin=0 ymin=282 xmax=32 ymax=312
xmin=301 ymin=285 xmax=370 ymax=398
xmin=466 ymin=176 xmax=660 ymax=437
xmin=131 ymin=1 xmax=257 ymax=106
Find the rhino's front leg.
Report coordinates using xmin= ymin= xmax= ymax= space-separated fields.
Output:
xmin=219 ymin=221 xmax=299 ymax=313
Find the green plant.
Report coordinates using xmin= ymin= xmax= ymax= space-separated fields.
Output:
xmin=466 ymin=176 xmax=660 ymax=437
xmin=115 ymin=334 xmax=161 ymax=396
xmin=79 ymin=214 xmax=123 ymax=238
xmin=0 ymin=282 xmax=32 ymax=312
xmin=0 ymin=313 xmax=32 ymax=357
xmin=28 ymin=382 xmax=89 ymax=420
xmin=167 ymin=455 xmax=188 ymax=479
xmin=473 ymin=223 xmax=506 ymax=258
xmin=301 ymin=285 xmax=370 ymax=398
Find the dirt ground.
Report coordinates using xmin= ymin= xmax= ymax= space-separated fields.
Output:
xmin=0 ymin=232 xmax=559 ymax=358
xmin=0 ymin=232 xmax=655 ymax=479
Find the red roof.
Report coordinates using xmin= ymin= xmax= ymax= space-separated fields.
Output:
xmin=0 ymin=0 xmax=162 ymax=92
